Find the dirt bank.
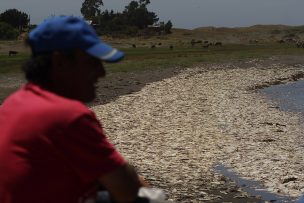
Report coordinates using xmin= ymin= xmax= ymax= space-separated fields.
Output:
xmin=92 ymin=56 xmax=304 ymax=202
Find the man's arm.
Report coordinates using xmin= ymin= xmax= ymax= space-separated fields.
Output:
xmin=62 ymin=114 xmax=150 ymax=202
xmin=99 ymin=164 xmax=141 ymax=203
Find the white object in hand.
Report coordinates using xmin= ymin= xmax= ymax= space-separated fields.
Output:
xmin=138 ymin=187 xmax=166 ymax=201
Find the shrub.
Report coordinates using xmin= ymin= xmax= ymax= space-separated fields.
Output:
xmin=0 ymin=22 xmax=19 ymax=40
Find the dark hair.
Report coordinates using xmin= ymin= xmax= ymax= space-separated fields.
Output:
xmin=22 ymin=38 xmax=76 ymax=85
xmin=22 ymin=54 xmax=53 ymax=85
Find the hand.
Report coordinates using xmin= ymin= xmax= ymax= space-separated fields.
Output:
xmin=138 ymin=175 xmax=150 ymax=188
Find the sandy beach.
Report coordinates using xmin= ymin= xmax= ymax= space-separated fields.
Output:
xmin=92 ymin=57 xmax=304 ymax=202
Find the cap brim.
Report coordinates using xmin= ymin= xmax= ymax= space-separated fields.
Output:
xmin=85 ymin=42 xmax=124 ymax=63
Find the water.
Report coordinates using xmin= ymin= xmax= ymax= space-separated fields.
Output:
xmin=260 ymin=79 xmax=304 ymax=114
xmin=214 ymin=164 xmax=297 ymax=203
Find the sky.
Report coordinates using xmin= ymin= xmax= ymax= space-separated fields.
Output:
xmin=1 ymin=0 xmax=304 ymax=29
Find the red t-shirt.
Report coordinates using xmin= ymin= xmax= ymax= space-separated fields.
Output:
xmin=0 ymin=83 xmax=126 ymax=203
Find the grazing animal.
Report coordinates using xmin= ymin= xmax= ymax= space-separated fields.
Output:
xmin=132 ymin=44 xmax=136 ymax=48
xmin=296 ymin=41 xmax=304 ymax=48
xmin=190 ymin=39 xmax=203 ymax=47
xmin=151 ymin=45 xmax=156 ymax=48
xmin=169 ymin=45 xmax=174 ymax=50
xmin=285 ymin=38 xmax=296 ymax=43
xmin=249 ymin=39 xmax=259 ymax=44
xmin=8 ymin=51 xmax=18 ymax=56
xmin=214 ymin=42 xmax=222 ymax=46
xmin=158 ymin=43 xmax=162 ymax=46
xmin=190 ymin=39 xmax=196 ymax=47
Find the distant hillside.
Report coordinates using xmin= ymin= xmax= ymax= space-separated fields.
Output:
xmin=101 ymin=24 xmax=304 ymax=49
xmin=169 ymin=24 xmax=304 ymax=44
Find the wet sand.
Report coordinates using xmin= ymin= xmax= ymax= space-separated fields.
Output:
xmin=92 ymin=57 xmax=304 ymax=202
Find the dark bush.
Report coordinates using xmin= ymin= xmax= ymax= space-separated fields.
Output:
xmin=0 ymin=22 xmax=19 ymax=40
xmin=0 ymin=9 xmax=29 ymax=29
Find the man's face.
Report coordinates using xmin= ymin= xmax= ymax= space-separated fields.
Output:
xmin=51 ymin=49 xmax=106 ymax=103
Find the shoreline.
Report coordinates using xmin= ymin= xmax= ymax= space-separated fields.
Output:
xmin=92 ymin=58 xmax=304 ymax=202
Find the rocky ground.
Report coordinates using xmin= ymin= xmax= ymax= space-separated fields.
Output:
xmin=91 ymin=56 xmax=304 ymax=202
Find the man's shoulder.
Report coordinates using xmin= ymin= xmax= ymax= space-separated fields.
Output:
xmin=47 ymin=95 xmax=92 ymax=118
xmin=31 ymin=85 xmax=94 ymax=122
xmin=4 ymin=83 xmax=95 ymax=124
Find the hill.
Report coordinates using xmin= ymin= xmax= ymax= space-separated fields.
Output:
xmin=168 ymin=24 xmax=304 ymax=44
xmin=98 ymin=24 xmax=304 ymax=49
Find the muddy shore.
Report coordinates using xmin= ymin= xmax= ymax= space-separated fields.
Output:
xmin=92 ymin=56 xmax=304 ymax=202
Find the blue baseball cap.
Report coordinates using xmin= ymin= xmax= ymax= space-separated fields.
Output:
xmin=28 ymin=16 xmax=124 ymax=62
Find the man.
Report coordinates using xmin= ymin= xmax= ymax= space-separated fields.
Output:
xmin=0 ymin=16 xmax=148 ymax=203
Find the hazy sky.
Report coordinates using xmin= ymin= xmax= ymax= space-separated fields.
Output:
xmin=1 ymin=0 xmax=304 ymax=29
